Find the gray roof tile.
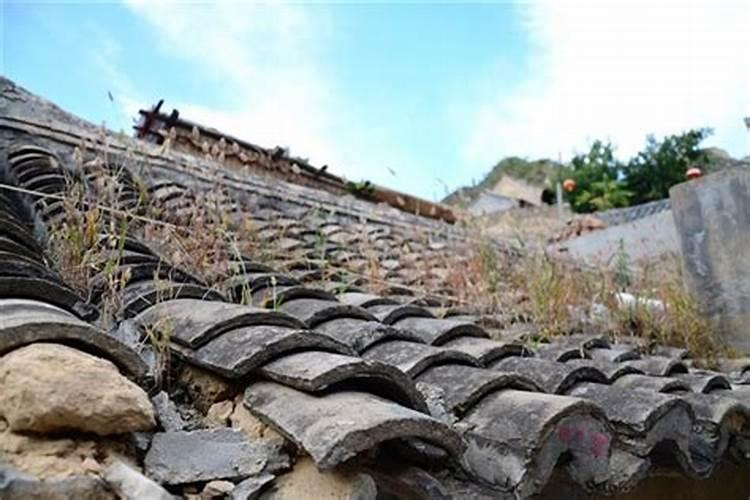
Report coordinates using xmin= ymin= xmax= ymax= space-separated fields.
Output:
xmin=243 ymin=381 xmax=464 ymax=469
xmin=134 ymin=298 xmax=304 ymax=349
xmin=362 ymin=340 xmax=479 ymax=376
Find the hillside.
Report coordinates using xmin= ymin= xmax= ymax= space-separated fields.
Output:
xmin=443 ymin=157 xmax=562 ymax=207
xmin=445 ymin=146 xmax=750 ymax=209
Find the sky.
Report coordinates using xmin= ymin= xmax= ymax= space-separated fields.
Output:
xmin=3 ymin=0 xmax=749 ymax=201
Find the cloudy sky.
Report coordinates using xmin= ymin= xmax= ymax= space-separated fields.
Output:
xmin=4 ymin=1 xmax=749 ymax=200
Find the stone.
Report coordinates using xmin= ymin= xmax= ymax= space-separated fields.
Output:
xmin=152 ymin=392 xmax=187 ymax=432
xmin=207 ymin=400 xmax=235 ymax=427
xmin=0 ymin=467 xmax=114 ymax=500
xmin=0 ymin=343 xmax=155 ymax=435
xmin=0 ymin=427 xmax=132 ymax=480
xmin=132 ymin=432 xmax=154 ymax=455
xmin=265 ymin=457 xmax=376 ymax=500
xmin=369 ymin=465 xmax=450 ymax=500
xmin=230 ymin=474 xmax=275 ymax=500
xmin=201 ymin=480 xmax=235 ymax=499
xmin=104 ymin=460 xmax=174 ymax=500
xmin=144 ymin=428 xmax=290 ymax=485
xmin=670 ymin=169 xmax=750 ymax=351
xmin=176 ymin=364 xmax=240 ymax=412
xmin=230 ymin=396 xmax=283 ymax=441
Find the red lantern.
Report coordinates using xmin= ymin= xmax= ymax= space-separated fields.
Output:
xmin=686 ymin=167 xmax=702 ymax=180
xmin=563 ymin=179 xmax=576 ymax=192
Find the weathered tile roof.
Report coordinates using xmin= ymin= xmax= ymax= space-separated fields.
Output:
xmin=2 ymin=76 xmax=750 ymax=499
xmin=134 ymin=101 xmax=458 ymax=223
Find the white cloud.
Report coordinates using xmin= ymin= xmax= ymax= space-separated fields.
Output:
xmin=122 ymin=0 xmax=354 ymax=173
xmin=464 ymin=0 xmax=750 ymax=167
xmin=121 ymin=0 xmax=428 ymax=192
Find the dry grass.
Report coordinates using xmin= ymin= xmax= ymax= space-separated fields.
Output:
xmin=45 ymin=169 xmax=134 ymax=329
xmin=37 ymin=135 xmax=732 ymax=364
xmin=475 ymin=205 xmax=570 ymax=246
xmin=448 ymin=227 xmax=732 ymax=362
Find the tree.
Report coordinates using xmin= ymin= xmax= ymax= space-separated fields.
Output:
xmin=561 ymin=141 xmax=632 ymax=213
xmin=624 ymin=128 xmax=712 ymax=205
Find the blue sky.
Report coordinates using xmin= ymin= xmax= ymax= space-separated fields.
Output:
xmin=3 ymin=1 xmax=749 ymax=200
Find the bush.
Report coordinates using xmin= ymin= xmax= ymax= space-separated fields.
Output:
xmin=559 ymin=141 xmax=632 ymax=213
xmin=623 ymin=128 xmax=712 ymax=205
xmin=560 ymin=128 xmax=712 ymax=213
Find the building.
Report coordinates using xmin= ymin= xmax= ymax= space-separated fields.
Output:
xmin=1 ymin=77 xmax=750 ymax=499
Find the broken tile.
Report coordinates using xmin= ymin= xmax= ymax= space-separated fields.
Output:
xmin=144 ymin=428 xmax=289 ymax=485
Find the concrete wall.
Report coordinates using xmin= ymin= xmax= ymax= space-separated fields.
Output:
xmin=547 ymin=209 xmax=679 ymax=266
xmin=670 ymin=168 xmax=750 ymax=352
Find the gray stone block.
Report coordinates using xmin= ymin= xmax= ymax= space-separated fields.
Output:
xmin=671 ymin=169 xmax=750 ymax=351
xmin=144 ymin=428 xmax=289 ymax=485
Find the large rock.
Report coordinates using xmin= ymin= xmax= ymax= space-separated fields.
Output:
xmin=0 ymin=426 xmax=134 ymax=480
xmin=0 ymin=343 xmax=155 ymax=435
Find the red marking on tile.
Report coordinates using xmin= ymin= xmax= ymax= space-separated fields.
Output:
xmin=558 ymin=426 xmax=572 ymax=442
xmin=590 ymin=432 xmax=609 ymax=458
xmin=574 ymin=427 xmax=585 ymax=444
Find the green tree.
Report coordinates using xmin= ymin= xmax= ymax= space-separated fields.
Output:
xmin=562 ymin=141 xmax=632 ymax=213
xmin=624 ymin=128 xmax=712 ymax=204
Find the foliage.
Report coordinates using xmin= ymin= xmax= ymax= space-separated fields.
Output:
xmin=346 ymin=180 xmax=376 ymax=198
xmin=623 ymin=128 xmax=712 ymax=205
xmin=452 ymin=128 xmax=716 ymax=214
xmin=558 ymin=141 xmax=632 ymax=213
xmin=559 ymin=129 xmax=713 ymax=212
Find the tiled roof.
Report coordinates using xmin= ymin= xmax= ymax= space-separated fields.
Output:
xmin=594 ymin=199 xmax=672 ymax=227
xmin=134 ymin=101 xmax=458 ymax=223
xmin=2 ymin=77 xmax=750 ymax=499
